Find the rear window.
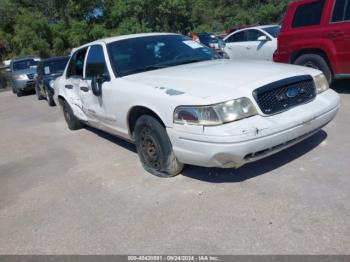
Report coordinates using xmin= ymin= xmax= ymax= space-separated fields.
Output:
xmin=332 ymin=0 xmax=350 ymax=22
xmin=292 ymin=0 xmax=325 ymax=28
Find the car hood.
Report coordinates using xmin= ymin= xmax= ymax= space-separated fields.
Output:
xmin=123 ymin=59 xmax=320 ymax=102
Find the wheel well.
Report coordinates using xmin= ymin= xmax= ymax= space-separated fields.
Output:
xmin=291 ymin=49 xmax=331 ymax=66
xmin=57 ymin=95 xmax=66 ymax=106
xmin=128 ymin=106 xmax=165 ymax=137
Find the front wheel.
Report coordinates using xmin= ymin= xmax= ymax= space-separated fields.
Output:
xmin=134 ymin=115 xmax=184 ymax=177
xmin=62 ymin=100 xmax=83 ymax=130
xmin=46 ymin=90 xmax=56 ymax=107
xmin=294 ymin=54 xmax=333 ymax=84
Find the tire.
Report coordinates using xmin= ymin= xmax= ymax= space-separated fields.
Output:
xmin=134 ymin=115 xmax=184 ymax=177
xmin=46 ymin=89 xmax=56 ymax=107
xmin=62 ymin=100 xmax=83 ymax=130
xmin=12 ymin=86 xmax=16 ymax=94
xmin=35 ymin=84 xmax=44 ymax=100
xmin=16 ymin=89 xmax=23 ymax=97
xmin=294 ymin=54 xmax=333 ymax=84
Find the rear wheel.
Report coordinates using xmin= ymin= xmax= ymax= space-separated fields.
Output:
xmin=294 ymin=54 xmax=333 ymax=84
xmin=62 ymin=100 xmax=83 ymax=130
xmin=134 ymin=115 xmax=184 ymax=177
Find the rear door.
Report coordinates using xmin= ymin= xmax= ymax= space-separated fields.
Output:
xmin=328 ymin=0 xmax=350 ymax=74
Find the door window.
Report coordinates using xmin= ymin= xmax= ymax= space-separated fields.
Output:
xmin=347 ymin=0 xmax=350 ymax=20
xmin=246 ymin=30 xmax=265 ymax=41
xmin=292 ymin=0 xmax=325 ymax=28
xmin=85 ymin=45 xmax=108 ymax=78
xmin=332 ymin=0 xmax=350 ymax=22
xmin=226 ymin=31 xmax=246 ymax=43
xmin=66 ymin=48 xmax=88 ymax=78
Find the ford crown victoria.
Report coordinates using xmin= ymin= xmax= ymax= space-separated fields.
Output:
xmin=54 ymin=33 xmax=340 ymax=177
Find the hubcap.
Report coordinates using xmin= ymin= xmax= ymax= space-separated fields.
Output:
xmin=140 ymin=127 xmax=161 ymax=170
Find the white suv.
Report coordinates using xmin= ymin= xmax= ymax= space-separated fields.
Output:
xmin=54 ymin=33 xmax=340 ymax=177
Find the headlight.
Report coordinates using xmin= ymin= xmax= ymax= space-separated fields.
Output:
xmin=49 ymin=80 xmax=55 ymax=88
xmin=174 ymin=98 xmax=257 ymax=126
xmin=314 ymin=74 xmax=329 ymax=94
xmin=13 ymin=74 xmax=28 ymax=80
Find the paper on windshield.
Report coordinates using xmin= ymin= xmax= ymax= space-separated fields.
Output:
xmin=183 ymin=40 xmax=203 ymax=49
xmin=44 ymin=66 xmax=50 ymax=75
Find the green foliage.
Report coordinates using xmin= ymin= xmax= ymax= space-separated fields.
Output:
xmin=0 ymin=0 xmax=292 ymax=60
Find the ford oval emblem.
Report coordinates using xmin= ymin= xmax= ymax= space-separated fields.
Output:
xmin=286 ymin=88 xmax=299 ymax=98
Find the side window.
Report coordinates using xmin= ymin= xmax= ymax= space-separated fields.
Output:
xmin=226 ymin=31 xmax=246 ymax=43
xmin=332 ymin=0 xmax=350 ymax=22
xmin=246 ymin=30 xmax=265 ymax=41
xmin=292 ymin=0 xmax=325 ymax=28
xmin=85 ymin=45 xmax=108 ymax=78
xmin=66 ymin=48 xmax=88 ymax=78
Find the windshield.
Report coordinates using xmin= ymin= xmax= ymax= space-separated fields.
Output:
xmin=43 ymin=58 xmax=69 ymax=75
xmin=107 ymin=35 xmax=219 ymax=77
xmin=12 ymin=59 xmax=38 ymax=71
xmin=262 ymin=26 xmax=281 ymax=38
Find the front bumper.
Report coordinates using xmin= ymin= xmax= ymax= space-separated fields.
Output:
xmin=167 ymin=90 xmax=340 ymax=168
xmin=13 ymin=79 xmax=36 ymax=92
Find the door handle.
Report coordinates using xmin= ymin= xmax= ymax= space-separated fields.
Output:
xmin=246 ymin=46 xmax=251 ymax=50
xmin=65 ymin=84 xmax=73 ymax=89
xmin=80 ymin=86 xmax=89 ymax=92
xmin=328 ymin=31 xmax=345 ymax=38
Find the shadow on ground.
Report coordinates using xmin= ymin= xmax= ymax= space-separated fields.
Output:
xmin=85 ymin=126 xmax=137 ymax=153
xmin=182 ymin=130 xmax=327 ymax=183
xmin=332 ymin=79 xmax=350 ymax=94
xmin=87 ymin=124 xmax=327 ymax=183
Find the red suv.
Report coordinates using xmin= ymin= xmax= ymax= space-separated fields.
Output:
xmin=274 ymin=0 xmax=350 ymax=83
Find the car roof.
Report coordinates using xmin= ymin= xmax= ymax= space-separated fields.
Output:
xmin=11 ymin=57 xmax=40 ymax=63
xmin=42 ymin=56 xmax=70 ymax=63
xmin=242 ymin=25 xmax=280 ymax=30
xmin=224 ymin=24 xmax=280 ymax=39
xmin=81 ymin=32 xmax=178 ymax=48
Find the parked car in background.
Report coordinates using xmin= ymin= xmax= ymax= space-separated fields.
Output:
xmin=35 ymin=56 xmax=70 ymax=106
xmin=274 ymin=0 xmax=350 ymax=83
xmin=198 ymin=33 xmax=221 ymax=49
xmin=224 ymin=25 xmax=281 ymax=61
xmin=54 ymin=33 xmax=339 ymax=178
xmin=9 ymin=57 xmax=40 ymax=97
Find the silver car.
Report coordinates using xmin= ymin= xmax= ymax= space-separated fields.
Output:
xmin=9 ymin=58 xmax=40 ymax=97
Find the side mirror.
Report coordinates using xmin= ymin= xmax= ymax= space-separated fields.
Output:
xmin=257 ymin=35 xmax=269 ymax=42
xmin=91 ymin=73 xmax=110 ymax=96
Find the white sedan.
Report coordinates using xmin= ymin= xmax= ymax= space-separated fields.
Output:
xmin=224 ymin=25 xmax=280 ymax=61
xmin=54 ymin=33 xmax=339 ymax=177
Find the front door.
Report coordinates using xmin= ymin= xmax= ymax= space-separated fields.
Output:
xmin=79 ymin=44 xmax=110 ymax=126
xmin=244 ymin=29 xmax=276 ymax=61
xmin=63 ymin=47 xmax=88 ymax=121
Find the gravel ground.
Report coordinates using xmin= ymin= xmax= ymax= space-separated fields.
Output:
xmin=0 ymin=80 xmax=349 ymax=255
